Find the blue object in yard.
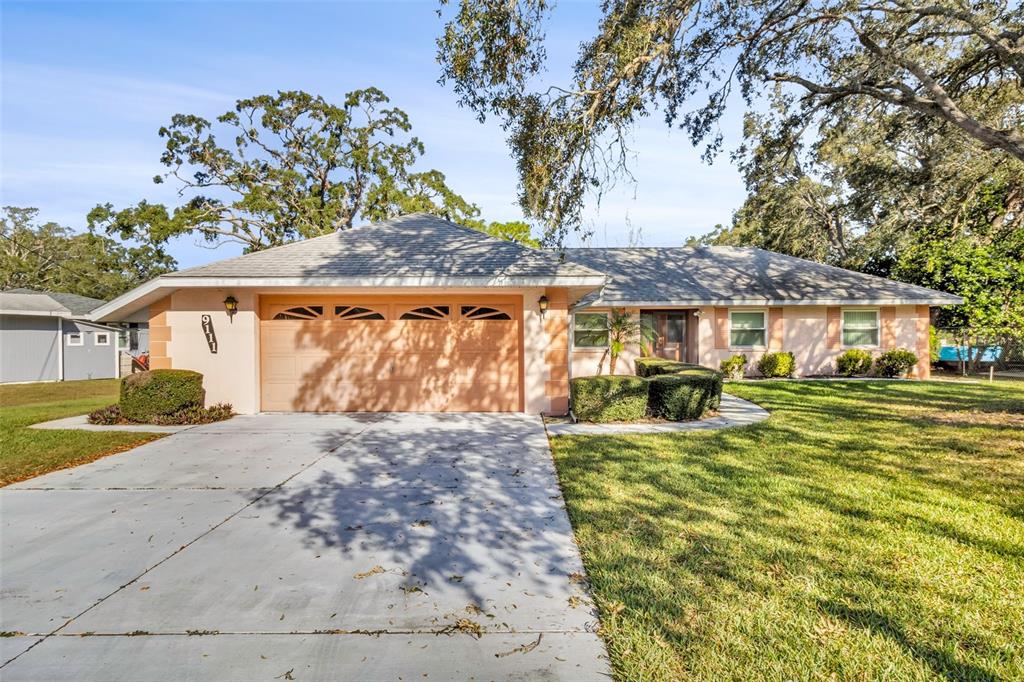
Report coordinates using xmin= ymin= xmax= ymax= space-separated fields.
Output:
xmin=938 ymin=345 xmax=1002 ymax=363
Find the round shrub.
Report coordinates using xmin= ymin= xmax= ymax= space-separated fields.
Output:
xmin=719 ymin=354 xmax=747 ymax=380
xmin=570 ymin=375 xmax=648 ymax=423
xmin=757 ymin=351 xmax=795 ymax=378
xmin=836 ymin=349 xmax=873 ymax=376
xmin=874 ymin=348 xmax=918 ymax=378
xmin=120 ymin=369 xmax=205 ymax=422
xmin=648 ymin=372 xmax=724 ymax=421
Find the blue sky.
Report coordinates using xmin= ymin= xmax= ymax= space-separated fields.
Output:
xmin=1 ymin=1 xmax=746 ymax=268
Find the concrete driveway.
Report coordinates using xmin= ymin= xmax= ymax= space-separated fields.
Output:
xmin=1 ymin=413 xmax=608 ymax=681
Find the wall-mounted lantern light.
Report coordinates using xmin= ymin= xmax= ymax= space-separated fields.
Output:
xmin=538 ymin=295 xmax=549 ymax=318
xmin=223 ymin=295 xmax=238 ymax=320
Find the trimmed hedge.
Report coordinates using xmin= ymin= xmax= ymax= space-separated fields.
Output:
xmin=574 ymin=361 xmax=725 ymax=423
xmin=647 ymin=372 xmax=723 ymax=421
xmin=757 ymin=351 xmax=795 ymax=378
xmin=570 ymin=375 xmax=649 ymax=423
xmin=836 ymin=349 xmax=873 ymax=376
xmin=875 ymin=348 xmax=918 ymax=378
xmin=120 ymin=369 xmax=205 ymax=422
xmin=635 ymin=357 xmax=718 ymax=378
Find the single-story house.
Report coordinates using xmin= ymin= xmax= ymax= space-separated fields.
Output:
xmin=89 ymin=213 xmax=962 ymax=414
xmin=0 ymin=288 xmax=149 ymax=383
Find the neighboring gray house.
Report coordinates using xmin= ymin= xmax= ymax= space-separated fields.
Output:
xmin=0 ymin=289 xmax=149 ymax=384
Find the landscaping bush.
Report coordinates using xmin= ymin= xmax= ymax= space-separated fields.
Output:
xmin=570 ymin=375 xmax=648 ymax=423
xmin=88 ymin=401 xmax=233 ymax=426
xmin=836 ymin=349 xmax=873 ymax=376
xmin=150 ymin=403 xmax=235 ymax=425
xmin=719 ymin=353 xmax=747 ymax=379
xmin=119 ymin=369 xmax=205 ymax=422
xmin=757 ymin=351 xmax=795 ymax=378
xmin=647 ymin=372 xmax=724 ymax=420
xmin=87 ymin=404 xmax=123 ymax=425
xmin=874 ymin=348 xmax=918 ymax=377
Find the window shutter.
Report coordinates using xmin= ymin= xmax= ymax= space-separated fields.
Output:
xmin=880 ymin=307 xmax=896 ymax=348
xmin=826 ymin=307 xmax=841 ymax=350
xmin=768 ymin=307 xmax=784 ymax=350
xmin=714 ymin=308 xmax=729 ymax=349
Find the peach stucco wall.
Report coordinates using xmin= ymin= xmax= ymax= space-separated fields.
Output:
xmin=162 ymin=290 xmax=261 ymax=414
xmin=155 ymin=287 xmax=562 ymax=415
xmin=156 ymin=289 xmax=933 ymax=415
xmin=696 ymin=304 xmax=930 ymax=377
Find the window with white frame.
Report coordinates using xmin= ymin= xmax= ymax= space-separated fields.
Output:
xmin=842 ymin=309 xmax=879 ymax=347
xmin=729 ymin=310 xmax=766 ymax=347
xmin=66 ymin=332 xmax=83 ymax=346
xmin=95 ymin=332 xmax=111 ymax=346
xmin=573 ymin=312 xmax=609 ymax=348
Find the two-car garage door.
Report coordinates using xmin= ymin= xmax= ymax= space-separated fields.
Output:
xmin=259 ymin=296 xmax=522 ymax=412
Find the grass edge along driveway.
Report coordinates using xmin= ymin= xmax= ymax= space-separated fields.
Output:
xmin=1 ymin=379 xmax=165 ymax=486
xmin=550 ymin=379 xmax=1024 ymax=681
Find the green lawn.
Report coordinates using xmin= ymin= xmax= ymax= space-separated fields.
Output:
xmin=551 ymin=380 xmax=1024 ymax=681
xmin=0 ymin=379 xmax=164 ymax=485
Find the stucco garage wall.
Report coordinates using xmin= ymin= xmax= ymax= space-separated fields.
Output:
xmin=157 ymin=287 xmax=560 ymax=415
xmin=164 ymin=290 xmax=261 ymax=414
xmin=521 ymin=288 xmax=554 ymax=414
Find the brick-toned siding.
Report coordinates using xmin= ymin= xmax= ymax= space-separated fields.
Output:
xmin=148 ymin=296 xmax=172 ymax=369
xmin=544 ymin=288 xmax=570 ymax=415
xmin=826 ymin=307 xmax=841 ymax=350
xmin=714 ymin=307 xmax=729 ymax=349
xmin=768 ymin=307 xmax=784 ymax=351
xmin=880 ymin=306 xmax=897 ymax=348
xmin=913 ymin=305 xmax=931 ymax=379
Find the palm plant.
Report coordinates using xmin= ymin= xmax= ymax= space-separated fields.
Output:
xmin=598 ymin=309 xmax=657 ymax=375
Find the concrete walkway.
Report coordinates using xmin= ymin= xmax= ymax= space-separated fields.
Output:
xmin=546 ymin=393 xmax=769 ymax=436
xmin=1 ymin=413 xmax=608 ymax=681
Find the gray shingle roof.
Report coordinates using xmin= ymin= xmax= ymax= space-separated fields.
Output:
xmin=1 ymin=288 xmax=107 ymax=316
xmin=168 ymin=213 xmax=603 ymax=281
xmin=564 ymin=247 xmax=963 ymax=307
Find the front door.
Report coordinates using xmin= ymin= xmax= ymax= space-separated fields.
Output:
xmin=652 ymin=312 xmax=686 ymax=361
xmin=664 ymin=313 xmax=687 ymax=361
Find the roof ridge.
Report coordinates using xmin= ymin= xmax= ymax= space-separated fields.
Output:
xmin=745 ymin=247 xmax=944 ymax=293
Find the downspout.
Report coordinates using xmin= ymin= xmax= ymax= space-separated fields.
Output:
xmin=56 ymin=317 xmax=64 ymax=382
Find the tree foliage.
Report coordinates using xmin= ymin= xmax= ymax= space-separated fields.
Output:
xmin=0 ymin=207 xmax=176 ymax=300
xmin=706 ymin=101 xmax=1024 ymax=337
xmin=90 ymin=89 xmax=492 ymax=252
xmin=437 ymin=0 xmax=1024 ymax=234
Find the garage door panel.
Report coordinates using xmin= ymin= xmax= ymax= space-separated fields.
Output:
xmin=448 ymin=384 xmax=519 ymax=412
xmin=452 ymin=355 xmax=518 ymax=384
xmin=260 ymin=297 xmax=521 ymax=412
xmin=455 ymin=322 xmax=518 ymax=351
xmin=262 ymin=354 xmax=299 ymax=382
xmin=393 ymin=323 xmax=450 ymax=352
